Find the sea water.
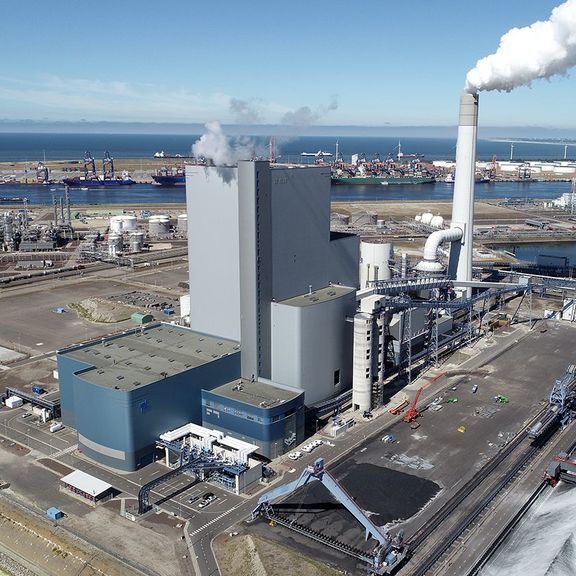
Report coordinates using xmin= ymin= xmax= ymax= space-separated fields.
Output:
xmin=480 ymin=483 xmax=576 ymax=576
xmin=0 ymin=133 xmax=573 ymax=163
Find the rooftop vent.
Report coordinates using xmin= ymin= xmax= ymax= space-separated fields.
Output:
xmin=144 ymin=366 xmax=151 ymax=371
xmin=97 ymin=370 xmax=104 ymax=374
xmin=128 ymin=348 xmax=135 ymax=352
xmin=104 ymin=355 xmax=111 ymax=359
xmin=116 ymin=375 xmax=124 ymax=380
xmin=133 ymin=381 xmax=141 ymax=386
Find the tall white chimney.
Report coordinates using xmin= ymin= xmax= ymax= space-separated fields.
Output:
xmin=448 ymin=92 xmax=478 ymax=289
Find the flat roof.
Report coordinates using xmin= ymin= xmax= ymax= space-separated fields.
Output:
xmin=276 ymin=284 xmax=355 ymax=308
xmin=61 ymin=470 xmax=112 ymax=496
xmin=210 ymin=378 xmax=302 ymax=409
xmin=60 ymin=324 xmax=240 ymax=391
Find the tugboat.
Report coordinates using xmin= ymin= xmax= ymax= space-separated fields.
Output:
xmin=62 ymin=151 xmax=135 ymax=187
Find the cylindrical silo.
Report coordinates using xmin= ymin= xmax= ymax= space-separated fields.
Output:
xmin=430 ymin=215 xmax=445 ymax=229
xmin=177 ymin=214 xmax=188 ymax=237
xmin=148 ymin=215 xmax=171 ymax=237
xmin=129 ymin=231 xmax=145 ymax=253
xmin=108 ymin=233 xmax=123 ymax=256
xmin=352 ymin=313 xmax=373 ymax=413
xmin=110 ymin=214 xmax=137 ymax=234
xmin=360 ymin=241 xmax=394 ymax=287
xmin=421 ymin=212 xmax=434 ymax=226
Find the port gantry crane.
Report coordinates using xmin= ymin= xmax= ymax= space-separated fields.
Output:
xmin=251 ymin=458 xmax=408 ymax=574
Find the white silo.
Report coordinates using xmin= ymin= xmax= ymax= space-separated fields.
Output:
xmin=177 ymin=214 xmax=188 ymax=237
xmin=360 ymin=241 xmax=394 ymax=287
xmin=108 ymin=233 xmax=123 ymax=256
xmin=421 ymin=212 xmax=434 ymax=226
xmin=352 ymin=313 xmax=373 ymax=413
xmin=129 ymin=231 xmax=145 ymax=253
xmin=110 ymin=215 xmax=137 ymax=234
xmin=430 ymin=215 xmax=445 ymax=229
xmin=149 ymin=215 xmax=171 ymax=237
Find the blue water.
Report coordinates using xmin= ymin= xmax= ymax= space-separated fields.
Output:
xmin=0 ymin=180 xmax=572 ymax=206
xmin=0 ymin=133 xmax=573 ymax=163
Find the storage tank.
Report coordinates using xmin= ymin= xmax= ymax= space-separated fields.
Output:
xmin=352 ymin=313 xmax=373 ymax=413
xmin=415 ymin=214 xmax=422 ymax=222
xmin=129 ymin=231 xmax=145 ymax=253
xmin=421 ymin=212 xmax=434 ymax=225
xmin=376 ymin=219 xmax=385 ymax=228
xmin=360 ymin=241 xmax=394 ymax=287
xmin=177 ymin=214 xmax=188 ymax=237
xmin=107 ymin=233 xmax=123 ymax=256
xmin=149 ymin=215 xmax=171 ymax=237
xmin=110 ymin=215 xmax=137 ymax=234
xmin=430 ymin=215 xmax=445 ymax=229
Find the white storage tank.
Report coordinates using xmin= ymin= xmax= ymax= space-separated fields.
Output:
xmin=110 ymin=214 xmax=137 ymax=234
xmin=360 ymin=241 xmax=394 ymax=287
xmin=107 ymin=233 xmax=123 ymax=256
xmin=352 ymin=313 xmax=373 ymax=413
xmin=415 ymin=214 xmax=422 ymax=222
xmin=177 ymin=214 xmax=188 ymax=237
xmin=129 ymin=231 xmax=145 ymax=253
xmin=149 ymin=215 xmax=171 ymax=237
xmin=430 ymin=215 xmax=444 ymax=229
xmin=421 ymin=212 xmax=434 ymax=225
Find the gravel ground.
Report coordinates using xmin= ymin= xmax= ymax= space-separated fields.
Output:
xmin=0 ymin=550 xmax=36 ymax=576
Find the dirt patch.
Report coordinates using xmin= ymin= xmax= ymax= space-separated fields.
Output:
xmin=37 ymin=459 xmax=74 ymax=476
xmin=214 ymin=533 xmax=341 ymax=576
xmin=70 ymin=297 xmax=137 ymax=323
xmin=0 ymin=438 xmax=29 ymax=458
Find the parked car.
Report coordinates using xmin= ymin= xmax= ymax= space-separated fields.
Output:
xmin=288 ymin=451 xmax=301 ymax=461
xmin=188 ymin=495 xmax=200 ymax=504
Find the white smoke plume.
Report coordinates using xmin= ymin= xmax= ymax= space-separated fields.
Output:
xmin=192 ymin=121 xmax=256 ymax=165
xmin=229 ymin=98 xmax=261 ymax=124
xmin=281 ymin=96 xmax=338 ymax=126
xmin=466 ymin=0 xmax=576 ymax=93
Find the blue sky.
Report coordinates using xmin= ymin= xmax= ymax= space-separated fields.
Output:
xmin=0 ymin=0 xmax=573 ymax=132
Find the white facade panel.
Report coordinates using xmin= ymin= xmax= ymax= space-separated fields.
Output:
xmin=186 ymin=166 xmax=240 ymax=342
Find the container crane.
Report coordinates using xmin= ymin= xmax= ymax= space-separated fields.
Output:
xmin=403 ymin=386 xmax=424 ymax=423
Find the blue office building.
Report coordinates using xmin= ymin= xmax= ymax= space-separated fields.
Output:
xmin=202 ymin=379 xmax=305 ymax=459
xmin=57 ymin=324 xmax=240 ymax=471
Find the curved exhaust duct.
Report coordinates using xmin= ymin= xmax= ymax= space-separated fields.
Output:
xmin=415 ymin=227 xmax=463 ymax=274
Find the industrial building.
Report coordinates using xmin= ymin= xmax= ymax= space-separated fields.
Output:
xmin=186 ymin=161 xmax=359 ymax=406
xmin=202 ymin=379 xmax=305 ymax=459
xmin=57 ymin=324 xmax=240 ymax=471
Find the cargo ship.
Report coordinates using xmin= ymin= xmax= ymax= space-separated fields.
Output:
xmin=62 ymin=151 xmax=136 ymax=187
xmin=151 ymin=166 xmax=186 ymax=186
xmin=331 ymin=150 xmax=435 ymax=185
xmin=332 ymin=174 xmax=435 ymax=185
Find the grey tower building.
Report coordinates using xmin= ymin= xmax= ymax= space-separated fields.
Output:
xmin=187 ymin=161 xmax=359 ymax=405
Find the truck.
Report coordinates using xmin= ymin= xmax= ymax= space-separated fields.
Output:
xmin=49 ymin=422 xmax=64 ymax=433
xmin=32 ymin=385 xmax=44 ymax=395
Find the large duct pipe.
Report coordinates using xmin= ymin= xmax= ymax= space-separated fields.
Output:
xmin=415 ymin=227 xmax=463 ymax=274
xmin=448 ymin=92 xmax=479 ymax=288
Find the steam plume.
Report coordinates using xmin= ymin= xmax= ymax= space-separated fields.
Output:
xmin=466 ymin=0 xmax=576 ymax=92
xmin=281 ymin=96 xmax=338 ymax=126
xmin=192 ymin=121 xmax=266 ymax=167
